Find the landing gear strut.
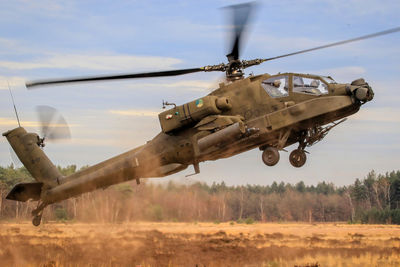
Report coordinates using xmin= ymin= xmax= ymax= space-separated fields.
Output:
xmin=262 ymin=147 xmax=280 ymax=166
xmin=287 ymin=120 xmax=347 ymax=168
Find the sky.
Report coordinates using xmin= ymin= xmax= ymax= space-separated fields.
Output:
xmin=0 ymin=0 xmax=399 ymax=186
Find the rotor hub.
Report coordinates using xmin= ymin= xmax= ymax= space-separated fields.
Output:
xmin=226 ymin=60 xmax=244 ymax=81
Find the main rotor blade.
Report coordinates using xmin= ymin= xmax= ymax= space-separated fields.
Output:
xmin=225 ymin=2 xmax=255 ymax=61
xmin=26 ymin=68 xmax=205 ymax=88
xmin=263 ymin=26 xmax=400 ymax=62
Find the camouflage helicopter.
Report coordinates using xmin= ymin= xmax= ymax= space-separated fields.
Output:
xmin=3 ymin=3 xmax=400 ymax=226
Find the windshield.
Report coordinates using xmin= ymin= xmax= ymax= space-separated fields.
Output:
xmin=293 ymin=76 xmax=329 ymax=95
xmin=261 ymin=75 xmax=289 ymax=98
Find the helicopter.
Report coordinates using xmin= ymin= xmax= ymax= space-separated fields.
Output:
xmin=3 ymin=3 xmax=400 ymax=226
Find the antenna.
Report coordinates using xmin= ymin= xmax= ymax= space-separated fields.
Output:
xmin=7 ymin=81 xmax=21 ymax=127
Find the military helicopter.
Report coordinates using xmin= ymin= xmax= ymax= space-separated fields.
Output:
xmin=3 ymin=3 xmax=400 ymax=226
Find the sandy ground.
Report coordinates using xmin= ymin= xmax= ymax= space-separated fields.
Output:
xmin=1 ymin=222 xmax=400 ymax=266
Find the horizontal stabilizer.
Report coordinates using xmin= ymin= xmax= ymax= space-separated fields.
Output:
xmin=6 ymin=182 xmax=43 ymax=202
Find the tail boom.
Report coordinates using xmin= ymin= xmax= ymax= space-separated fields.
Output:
xmin=3 ymin=127 xmax=63 ymax=187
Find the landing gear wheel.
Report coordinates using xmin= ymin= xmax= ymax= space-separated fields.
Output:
xmin=289 ymin=149 xmax=307 ymax=168
xmin=32 ymin=214 xmax=42 ymax=227
xmin=262 ymin=147 xmax=280 ymax=166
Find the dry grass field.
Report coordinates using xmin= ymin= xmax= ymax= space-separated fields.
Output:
xmin=0 ymin=222 xmax=400 ymax=267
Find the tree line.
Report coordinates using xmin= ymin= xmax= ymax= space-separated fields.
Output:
xmin=0 ymin=164 xmax=399 ymax=224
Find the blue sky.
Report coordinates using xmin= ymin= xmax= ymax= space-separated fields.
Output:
xmin=0 ymin=0 xmax=399 ymax=186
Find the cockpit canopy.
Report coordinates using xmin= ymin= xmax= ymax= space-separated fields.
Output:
xmin=261 ymin=74 xmax=335 ymax=98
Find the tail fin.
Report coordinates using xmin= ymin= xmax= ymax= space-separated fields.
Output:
xmin=3 ymin=127 xmax=62 ymax=187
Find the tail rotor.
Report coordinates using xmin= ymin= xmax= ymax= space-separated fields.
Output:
xmin=36 ymin=105 xmax=71 ymax=147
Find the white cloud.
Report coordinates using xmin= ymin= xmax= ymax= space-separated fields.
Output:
xmin=163 ymin=80 xmax=217 ymax=89
xmin=109 ymin=109 xmax=160 ymax=117
xmin=253 ymin=35 xmax=325 ymax=52
xmin=125 ymin=79 xmax=220 ymax=92
xmin=0 ymin=117 xmax=39 ymax=127
xmin=270 ymin=0 xmax=400 ymax=18
xmin=68 ymin=138 xmax=117 ymax=147
xmin=3 ymin=1 xmax=75 ymax=19
xmin=0 ymin=53 xmax=183 ymax=71
xmin=0 ymin=76 xmax=27 ymax=89
xmin=0 ymin=38 xmax=37 ymax=56
xmin=0 ymin=117 xmax=79 ymax=128
xmin=307 ymin=66 xmax=367 ymax=82
xmin=319 ymin=0 xmax=400 ymax=15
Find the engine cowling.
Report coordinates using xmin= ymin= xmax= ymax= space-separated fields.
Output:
xmin=158 ymin=96 xmax=232 ymax=133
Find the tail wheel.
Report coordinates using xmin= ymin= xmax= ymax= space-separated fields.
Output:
xmin=289 ymin=149 xmax=307 ymax=168
xmin=262 ymin=147 xmax=280 ymax=166
xmin=31 ymin=202 xmax=46 ymax=226
xmin=32 ymin=214 xmax=42 ymax=226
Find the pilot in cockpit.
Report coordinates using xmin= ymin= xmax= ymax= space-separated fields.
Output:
xmin=273 ymin=80 xmax=281 ymax=88
xmin=310 ymin=80 xmax=320 ymax=87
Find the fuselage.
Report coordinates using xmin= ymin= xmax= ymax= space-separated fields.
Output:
xmin=5 ymin=73 xmax=373 ymax=205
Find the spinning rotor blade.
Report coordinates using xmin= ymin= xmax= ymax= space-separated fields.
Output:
xmin=26 ymin=68 xmax=205 ymax=88
xmin=37 ymin=105 xmax=56 ymax=137
xmin=36 ymin=105 xmax=71 ymax=141
xmin=225 ymin=2 xmax=255 ymax=62
xmin=263 ymin=26 xmax=400 ymax=62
